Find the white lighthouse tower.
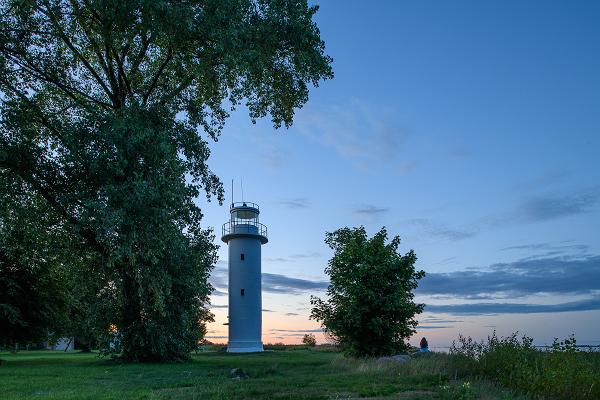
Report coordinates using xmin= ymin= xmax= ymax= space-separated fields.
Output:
xmin=221 ymin=201 xmax=268 ymax=352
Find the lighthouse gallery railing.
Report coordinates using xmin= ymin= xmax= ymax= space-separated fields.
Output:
xmin=222 ymin=219 xmax=268 ymax=238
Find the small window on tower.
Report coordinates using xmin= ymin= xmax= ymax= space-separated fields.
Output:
xmin=241 ymin=253 xmax=245 ymax=261
xmin=241 ymin=289 xmax=245 ymax=296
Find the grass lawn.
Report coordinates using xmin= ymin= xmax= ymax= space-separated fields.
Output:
xmin=0 ymin=349 xmax=519 ymax=399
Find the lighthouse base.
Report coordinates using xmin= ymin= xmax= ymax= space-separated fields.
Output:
xmin=227 ymin=341 xmax=264 ymax=353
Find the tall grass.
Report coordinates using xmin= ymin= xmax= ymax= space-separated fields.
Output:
xmin=448 ymin=332 xmax=600 ymax=399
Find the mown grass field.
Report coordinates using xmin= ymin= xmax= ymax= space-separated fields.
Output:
xmin=0 ymin=349 xmax=519 ymax=400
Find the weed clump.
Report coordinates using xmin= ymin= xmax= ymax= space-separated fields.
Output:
xmin=449 ymin=332 xmax=599 ymax=399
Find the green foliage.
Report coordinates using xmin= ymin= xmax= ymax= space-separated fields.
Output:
xmin=449 ymin=332 xmax=600 ymax=399
xmin=439 ymin=381 xmax=475 ymax=400
xmin=0 ymin=0 xmax=332 ymax=361
xmin=0 ymin=173 xmax=71 ymax=348
xmin=302 ymin=333 xmax=317 ymax=347
xmin=310 ymin=227 xmax=425 ymax=357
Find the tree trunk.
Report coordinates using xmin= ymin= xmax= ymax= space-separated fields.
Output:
xmin=120 ymin=266 xmax=147 ymax=361
xmin=79 ymin=339 xmax=92 ymax=353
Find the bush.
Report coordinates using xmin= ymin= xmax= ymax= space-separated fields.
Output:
xmin=449 ymin=332 xmax=600 ymax=399
xmin=302 ymin=334 xmax=317 ymax=347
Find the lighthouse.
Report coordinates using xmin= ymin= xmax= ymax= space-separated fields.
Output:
xmin=221 ymin=201 xmax=268 ymax=352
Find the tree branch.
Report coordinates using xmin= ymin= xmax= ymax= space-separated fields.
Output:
xmin=1 ymin=49 xmax=113 ymax=110
xmin=128 ymin=31 xmax=153 ymax=80
xmin=160 ymin=74 xmax=195 ymax=106
xmin=143 ymin=46 xmax=173 ymax=104
xmin=38 ymin=1 xmax=115 ymax=104
xmin=113 ymin=47 xmax=133 ymax=99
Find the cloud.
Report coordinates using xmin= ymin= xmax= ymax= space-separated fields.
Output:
xmin=265 ymin=252 xmax=321 ymax=264
xmin=261 ymin=148 xmax=290 ymax=168
xmin=276 ymin=198 xmax=311 ymax=209
xmin=262 ymin=273 xmax=329 ymax=294
xmin=416 ymin=325 xmax=453 ymax=330
xmin=485 ymin=187 xmax=600 ymax=228
xmin=431 ymin=257 xmax=458 ymax=266
xmin=269 ymin=329 xmax=323 ymax=333
xmin=405 ymin=218 xmax=476 ymax=241
xmin=417 ymin=254 xmax=600 ymax=299
xmin=262 ymin=309 xmax=275 ymax=312
xmin=211 ymin=267 xmax=328 ymax=295
xmin=247 ymin=131 xmax=292 ymax=168
xmin=209 ymin=267 xmax=227 ymax=290
xmin=395 ymin=162 xmax=417 ymax=176
xmin=510 ymin=170 xmax=570 ymax=193
xmin=515 ymin=188 xmax=600 ymax=222
xmin=354 ymin=205 xmax=390 ymax=215
xmin=285 ymin=312 xmax=299 ymax=316
xmin=211 ymin=289 xmax=227 ymax=296
xmin=501 ymin=241 xmax=588 ymax=253
xmin=426 ymin=297 xmax=600 ymax=315
xmin=210 ymin=304 xmax=228 ymax=309
xmin=295 ymin=100 xmax=412 ymax=170
xmin=265 ymin=257 xmax=293 ymax=263
xmin=418 ymin=317 xmax=463 ymax=324
xmin=415 ymin=316 xmax=462 ymax=330
xmin=289 ymin=252 xmax=321 ymax=259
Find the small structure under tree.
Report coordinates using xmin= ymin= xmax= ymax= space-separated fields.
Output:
xmin=310 ymin=227 xmax=425 ymax=357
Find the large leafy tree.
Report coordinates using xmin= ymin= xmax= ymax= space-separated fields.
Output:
xmin=311 ymin=227 xmax=425 ymax=357
xmin=0 ymin=0 xmax=332 ymax=361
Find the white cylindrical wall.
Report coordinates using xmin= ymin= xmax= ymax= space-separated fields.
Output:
xmin=227 ymin=236 xmax=263 ymax=352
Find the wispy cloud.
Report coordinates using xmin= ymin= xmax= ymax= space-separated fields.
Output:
xmin=261 ymin=148 xmax=291 ymax=168
xmin=265 ymin=257 xmax=293 ymax=263
xmin=405 ymin=218 xmax=477 ymax=241
xmin=265 ymin=252 xmax=322 ymax=264
xmin=262 ymin=273 xmax=328 ymax=294
xmin=208 ymin=267 xmax=227 ymax=290
xmin=515 ymin=188 xmax=600 ymax=222
xmin=210 ymin=267 xmax=328 ymax=295
xmin=431 ymin=257 xmax=458 ymax=266
xmin=210 ymin=304 xmax=228 ymax=309
xmin=418 ymin=317 xmax=464 ymax=324
xmin=285 ymin=312 xmax=299 ymax=316
xmin=395 ymin=162 xmax=417 ymax=176
xmin=415 ymin=316 xmax=463 ymax=330
xmin=426 ymin=297 xmax=600 ymax=315
xmin=354 ymin=205 xmax=390 ymax=215
xmin=485 ymin=187 xmax=600 ymax=228
xmin=417 ymin=325 xmax=454 ymax=330
xmin=501 ymin=241 xmax=588 ymax=252
xmin=290 ymin=252 xmax=321 ymax=259
xmin=510 ymin=170 xmax=570 ymax=193
xmin=295 ymin=100 xmax=413 ymax=170
xmin=276 ymin=198 xmax=311 ymax=209
xmin=418 ymin=254 xmax=600 ymax=299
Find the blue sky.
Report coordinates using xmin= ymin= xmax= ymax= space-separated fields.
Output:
xmin=199 ymin=0 xmax=600 ymax=346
